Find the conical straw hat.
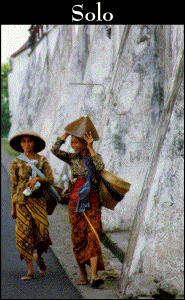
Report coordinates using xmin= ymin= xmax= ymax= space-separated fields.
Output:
xmin=9 ymin=129 xmax=46 ymax=153
xmin=64 ymin=115 xmax=99 ymax=141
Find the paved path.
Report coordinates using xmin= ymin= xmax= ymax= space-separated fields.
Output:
xmin=1 ymin=163 xmax=83 ymax=299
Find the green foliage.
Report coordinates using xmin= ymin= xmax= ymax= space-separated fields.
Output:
xmin=1 ymin=63 xmax=11 ymax=136
xmin=1 ymin=63 xmax=10 ymax=99
xmin=1 ymin=139 xmax=20 ymax=157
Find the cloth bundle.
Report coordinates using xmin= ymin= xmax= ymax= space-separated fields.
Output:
xmin=21 ymin=157 xmax=41 ymax=196
xmin=76 ymin=155 xmax=96 ymax=213
xmin=76 ymin=154 xmax=124 ymax=213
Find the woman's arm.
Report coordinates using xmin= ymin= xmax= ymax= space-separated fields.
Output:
xmin=10 ymin=160 xmax=18 ymax=218
xmin=11 ymin=201 xmax=16 ymax=219
xmin=40 ymin=156 xmax=54 ymax=185
xmin=51 ymin=133 xmax=71 ymax=164
xmin=10 ymin=160 xmax=18 ymax=203
xmin=83 ymin=131 xmax=96 ymax=156
xmin=25 ymin=176 xmax=46 ymax=190
xmin=84 ymin=131 xmax=105 ymax=171
xmin=26 ymin=156 xmax=54 ymax=190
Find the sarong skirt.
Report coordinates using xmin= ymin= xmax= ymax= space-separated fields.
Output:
xmin=68 ymin=178 xmax=104 ymax=270
xmin=16 ymin=193 xmax=52 ymax=262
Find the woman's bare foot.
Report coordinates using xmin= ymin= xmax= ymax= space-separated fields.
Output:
xmin=33 ymin=253 xmax=47 ymax=274
xmin=76 ymin=279 xmax=88 ymax=285
xmin=21 ymin=274 xmax=35 ymax=280
xmin=90 ymin=277 xmax=104 ymax=288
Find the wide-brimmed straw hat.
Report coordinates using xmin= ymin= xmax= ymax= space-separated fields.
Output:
xmin=64 ymin=115 xmax=99 ymax=141
xmin=9 ymin=129 xmax=46 ymax=153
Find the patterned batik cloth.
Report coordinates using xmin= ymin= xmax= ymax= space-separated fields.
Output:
xmin=68 ymin=178 xmax=105 ymax=270
xmin=16 ymin=192 xmax=52 ymax=262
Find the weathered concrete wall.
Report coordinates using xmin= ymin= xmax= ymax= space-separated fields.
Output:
xmin=8 ymin=25 xmax=184 ymax=296
xmin=8 ymin=47 xmax=30 ymax=116
xmin=120 ymin=28 xmax=184 ymax=298
xmin=97 ymin=25 xmax=165 ymax=231
xmin=9 ymin=25 xmax=73 ymax=136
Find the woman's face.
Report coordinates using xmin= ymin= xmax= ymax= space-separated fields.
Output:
xmin=71 ymin=136 xmax=86 ymax=155
xmin=21 ymin=136 xmax=35 ymax=153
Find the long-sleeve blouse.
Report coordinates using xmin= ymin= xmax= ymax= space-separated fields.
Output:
xmin=51 ymin=137 xmax=105 ymax=202
xmin=10 ymin=154 xmax=54 ymax=204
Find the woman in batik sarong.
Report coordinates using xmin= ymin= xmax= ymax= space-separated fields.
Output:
xmin=51 ymin=116 xmax=105 ymax=288
xmin=9 ymin=129 xmax=54 ymax=280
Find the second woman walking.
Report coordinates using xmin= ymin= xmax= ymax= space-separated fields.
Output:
xmin=51 ymin=116 xmax=105 ymax=288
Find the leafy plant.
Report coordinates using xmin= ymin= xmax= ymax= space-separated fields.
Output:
xmin=1 ymin=62 xmax=11 ymax=136
xmin=1 ymin=139 xmax=20 ymax=157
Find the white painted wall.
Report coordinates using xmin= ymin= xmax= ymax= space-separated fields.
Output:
xmin=8 ymin=48 xmax=29 ymax=117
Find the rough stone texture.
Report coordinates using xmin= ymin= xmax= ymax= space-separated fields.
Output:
xmin=8 ymin=25 xmax=184 ymax=297
xmin=97 ymin=25 xmax=164 ymax=231
xmin=122 ymin=78 xmax=184 ymax=298
xmin=120 ymin=29 xmax=184 ymax=298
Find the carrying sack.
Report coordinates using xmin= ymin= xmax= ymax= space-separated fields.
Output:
xmin=43 ymin=185 xmax=63 ymax=215
xmin=99 ymin=170 xmax=131 ymax=210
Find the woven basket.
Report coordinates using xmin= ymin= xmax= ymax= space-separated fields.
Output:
xmin=100 ymin=170 xmax=131 ymax=210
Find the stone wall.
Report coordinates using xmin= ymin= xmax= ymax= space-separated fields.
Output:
xmin=120 ymin=27 xmax=184 ymax=298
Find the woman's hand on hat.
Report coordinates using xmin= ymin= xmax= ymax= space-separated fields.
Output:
xmin=84 ymin=131 xmax=95 ymax=156
xmin=84 ymin=131 xmax=94 ymax=145
xmin=60 ymin=132 xmax=70 ymax=141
